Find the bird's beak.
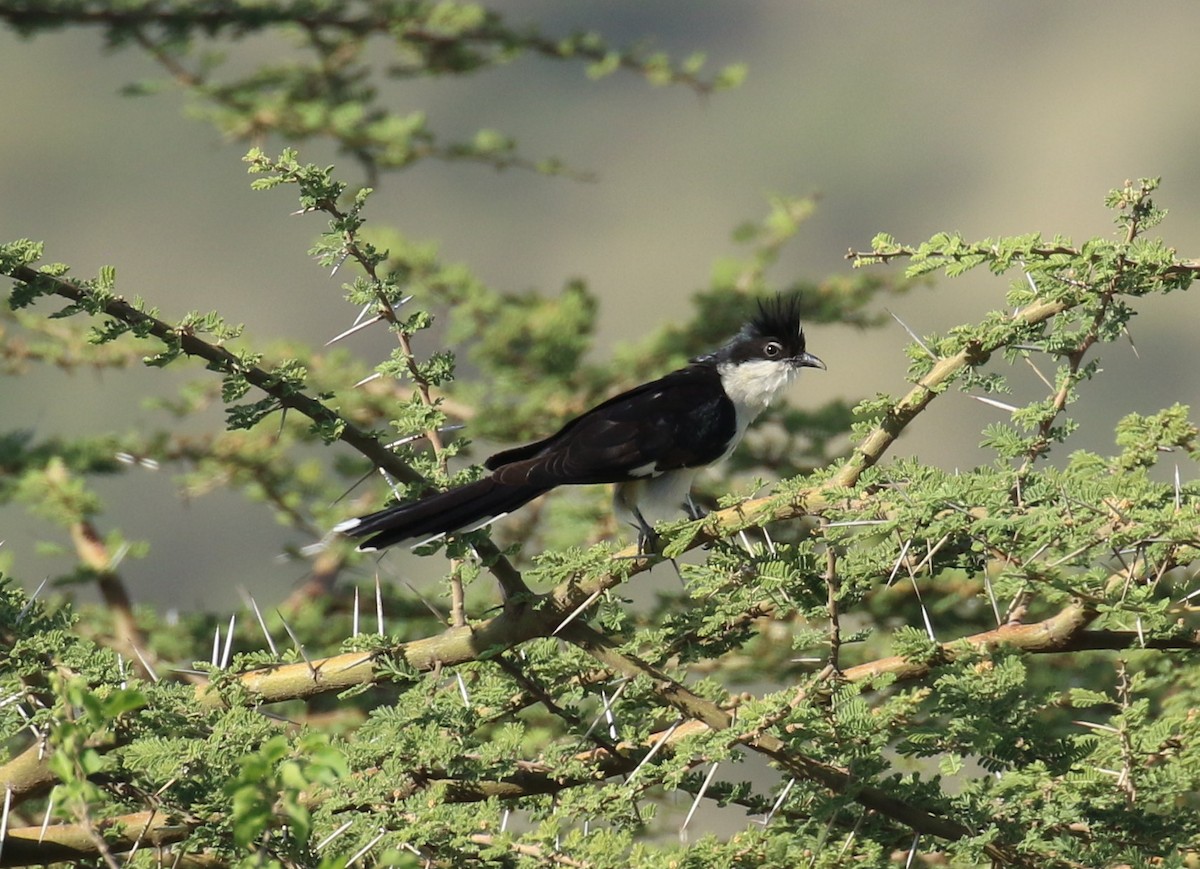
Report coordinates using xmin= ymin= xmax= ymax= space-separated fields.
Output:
xmin=794 ymin=351 xmax=826 ymax=371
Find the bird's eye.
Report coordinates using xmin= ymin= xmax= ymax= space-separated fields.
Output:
xmin=763 ymin=341 xmax=783 ymax=358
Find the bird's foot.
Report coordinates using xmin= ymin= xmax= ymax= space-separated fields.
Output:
xmin=631 ymin=508 xmax=663 ymax=557
xmin=635 ymin=528 xmax=663 ymax=559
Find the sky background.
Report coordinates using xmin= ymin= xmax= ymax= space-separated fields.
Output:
xmin=3 ymin=3 xmax=1200 ymax=609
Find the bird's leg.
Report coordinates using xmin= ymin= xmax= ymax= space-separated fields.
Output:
xmin=682 ymin=493 xmax=718 ymax=552
xmin=683 ymin=493 xmax=708 ymax=521
xmin=628 ymin=507 xmax=687 ymax=585
xmin=610 ymin=486 xmax=681 ymax=579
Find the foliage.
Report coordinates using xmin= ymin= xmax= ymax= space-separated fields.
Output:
xmin=2 ymin=4 xmax=1200 ymax=868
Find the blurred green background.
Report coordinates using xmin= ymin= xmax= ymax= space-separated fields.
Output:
xmin=3 ymin=2 xmax=1200 ymax=609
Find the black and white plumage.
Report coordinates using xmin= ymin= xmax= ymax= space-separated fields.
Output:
xmin=335 ymin=294 xmax=824 ymax=551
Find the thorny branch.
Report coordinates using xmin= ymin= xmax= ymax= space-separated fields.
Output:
xmin=306 ymin=184 xmax=476 ymax=626
xmin=6 ymin=264 xmax=424 ymax=487
xmin=0 ymin=3 xmax=722 ymax=94
xmin=4 ymin=199 xmax=1199 ymax=865
xmin=2 ymin=264 xmax=531 ymax=605
xmin=3 ymin=601 xmax=1130 ymax=867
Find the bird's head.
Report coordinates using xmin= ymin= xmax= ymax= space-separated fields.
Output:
xmin=700 ymin=294 xmax=825 ymax=372
xmin=696 ymin=294 xmax=825 ymax=413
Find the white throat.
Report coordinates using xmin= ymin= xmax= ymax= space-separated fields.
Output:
xmin=717 ymin=359 xmax=796 ymax=419
xmin=715 ymin=358 xmax=797 ymax=463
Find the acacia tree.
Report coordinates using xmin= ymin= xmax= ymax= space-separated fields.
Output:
xmin=2 ymin=4 xmax=1199 ymax=868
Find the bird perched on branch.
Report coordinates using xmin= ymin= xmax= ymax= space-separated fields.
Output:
xmin=336 ymin=294 xmax=824 ymax=552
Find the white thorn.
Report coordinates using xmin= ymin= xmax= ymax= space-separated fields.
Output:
xmin=909 ymin=533 xmax=950 ymax=577
xmin=243 ymin=592 xmax=278 ymax=658
xmin=375 ymin=574 xmax=385 ymax=636
xmin=354 ymin=372 xmax=382 ymax=388
xmin=316 ymin=820 xmax=354 ymax=851
xmin=759 ymin=777 xmax=795 ymax=826
xmin=347 ymin=828 xmax=388 ymax=866
xmin=836 ymin=810 xmax=866 ymax=858
xmin=583 ymin=679 xmax=630 ymax=740
xmin=761 ymin=526 xmax=777 ymax=556
xmin=381 ymin=468 xmax=404 ymax=500
xmin=886 ymin=308 xmax=935 ymax=359
xmin=905 ymin=832 xmax=921 ymax=869
xmin=210 ymin=622 xmax=221 ymax=667
xmin=1073 ymin=719 xmax=1120 ymax=733
xmin=971 ymin=394 xmax=1019 ymax=413
xmin=106 ymin=541 xmax=132 ymax=572
xmin=455 ymin=672 xmax=471 ymax=708
xmin=277 ymin=612 xmax=313 ymax=672
xmin=1048 ymin=543 xmax=1094 ymax=568
xmin=16 ymin=577 xmax=49 ymax=623
xmin=1022 ymin=354 xmax=1055 ymax=390
xmin=982 ymin=574 xmax=1002 ymax=627
xmin=887 ymin=539 xmax=912 ymax=587
xmin=329 ymin=251 xmax=350 ymax=277
xmin=351 ymin=302 xmax=375 ymax=327
xmin=38 ymin=790 xmax=54 ymax=843
xmin=352 ymin=586 xmax=360 ymax=638
xmin=1176 ymin=585 xmax=1200 ymax=604
xmin=552 ymin=587 xmax=604 ymax=636
xmin=220 ymin=614 xmax=237 ymax=669
xmin=911 ymin=574 xmax=936 ymax=641
xmin=1123 ymin=324 xmax=1140 ymax=359
xmin=0 ymin=787 xmax=11 ymax=860
xmin=126 ymin=806 xmax=156 ymax=862
xmin=325 ymin=314 xmax=383 ymax=346
xmin=401 ymin=580 xmax=447 ymax=623
xmin=1026 ymin=540 xmax=1052 ymax=564
xmin=680 ymin=762 xmax=720 ymax=837
xmin=604 ymin=691 xmax=620 ymax=740
xmin=384 ymin=425 xmax=465 ymax=451
xmin=627 ymin=719 xmax=682 ymax=784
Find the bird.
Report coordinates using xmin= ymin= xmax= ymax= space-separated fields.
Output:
xmin=335 ymin=294 xmax=824 ymax=552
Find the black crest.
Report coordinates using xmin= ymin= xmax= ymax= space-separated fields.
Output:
xmin=743 ymin=294 xmax=804 ymax=350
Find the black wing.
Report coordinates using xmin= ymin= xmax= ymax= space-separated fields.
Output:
xmin=485 ymin=364 xmax=737 ymax=488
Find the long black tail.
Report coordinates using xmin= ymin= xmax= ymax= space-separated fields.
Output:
xmin=335 ymin=478 xmax=548 ymax=551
